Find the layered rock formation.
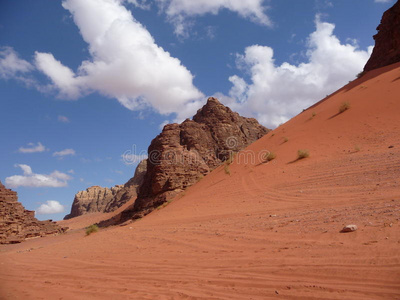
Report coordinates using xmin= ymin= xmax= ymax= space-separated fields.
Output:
xmin=0 ymin=181 xmax=66 ymax=244
xmin=64 ymin=185 xmax=124 ymax=220
xmin=118 ymin=97 xmax=269 ymax=221
xmin=364 ymin=0 xmax=400 ymax=72
xmin=64 ymin=159 xmax=147 ymax=219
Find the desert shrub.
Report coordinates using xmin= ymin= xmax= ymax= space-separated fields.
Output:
xmin=224 ymin=162 xmax=231 ymax=175
xmin=356 ymin=71 xmax=365 ymax=78
xmin=297 ymin=149 xmax=310 ymax=159
xmin=226 ymin=152 xmax=235 ymax=165
xmin=263 ymin=151 xmax=276 ymax=162
xmin=311 ymin=112 xmax=316 ymax=119
xmin=283 ymin=137 xmax=289 ymax=143
xmin=339 ymin=102 xmax=350 ymax=113
xmin=86 ymin=224 xmax=99 ymax=236
xmin=354 ymin=145 xmax=361 ymax=152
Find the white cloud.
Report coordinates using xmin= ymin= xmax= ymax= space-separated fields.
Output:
xmin=18 ymin=142 xmax=47 ymax=153
xmin=7 ymin=164 xmax=68 ymax=188
xmin=17 ymin=164 xmax=33 ymax=175
xmin=53 ymin=148 xmax=76 ymax=157
xmin=126 ymin=0 xmax=150 ymax=9
xmin=35 ymin=52 xmax=82 ymax=98
xmin=156 ymin=0 xmax=272 ymax=36
xmin=36 ymin=200 xmax=65 ymax=215
xmin=5 ymin=164 xmax=73 ymax=188
xmin=374 ymin=0 xmax=392 ymax=3
xmin=32 ymin=0 xmax=203 ymax=121
xmin=0 ymin=46 xmax=33 ymax=79
xmin=224 ymin=16 xmax=373 ymax=128
xmin=58 ymin=115 xmax=70 ymax=123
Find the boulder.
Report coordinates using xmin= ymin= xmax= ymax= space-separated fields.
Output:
xmin=341 ymin=225 xmax=358 ymax=233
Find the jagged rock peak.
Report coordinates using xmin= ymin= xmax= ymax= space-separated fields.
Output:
xmin=130 ymin=96 xmax=269 ymax=218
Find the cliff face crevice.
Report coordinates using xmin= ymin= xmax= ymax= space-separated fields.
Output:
xmin=364 ymin=1 xmax=400 ymax=72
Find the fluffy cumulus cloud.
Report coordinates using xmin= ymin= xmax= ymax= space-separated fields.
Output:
xmin=5 ymin=164 xmax=73 ymax=188
xmin=155 ymin=0 xmax=271 ymax=36
xmin=0 ymin=46 xmax=33 ymax=79
xmin=35 ymin=52 xmax=82 ymax=98
xmin=223 ymin=17 xmax=373 ymax=128
xmin=36 ymin=200 xmax=65 ymax=215
xmin=34 ymin=0 xmax=203 ymax=120
xmin=18 ymin=142 xmax=47 ymax=153
xmin=53 ymin=148 xmax=76 ymax=157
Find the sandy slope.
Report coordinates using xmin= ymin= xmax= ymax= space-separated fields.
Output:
xmin=1 ymin=63 xmax=400 ymax=300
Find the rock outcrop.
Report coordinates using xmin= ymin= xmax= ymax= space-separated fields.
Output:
xmin=364 ymin=0 xmax=400 ymax=72
xmin=64 ymin=159 xmax=147 ymax=220
xmin=0 ymin=181 xmax=66 ymax=244
xmin=64 ymin=185 xmax=124 ymax=220
xmin=117 ymin=97 xmax=269 ymax=221
xmin=104 ymin=159 xmax=148 ymax=213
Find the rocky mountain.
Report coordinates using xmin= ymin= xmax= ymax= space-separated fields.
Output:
xmin=112 ymin=97 xmax=269 ymax=222
xmin=364 ymin=0 xmax=400 ymax=72
xmin=0 ymin=181 xmax=66 ymax=244
xmin=64 ymin=159 xmax=147 ymax=220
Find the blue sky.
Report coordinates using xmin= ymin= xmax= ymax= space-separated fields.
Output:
xmin=0 ymin=0 xmax=394 ymax=220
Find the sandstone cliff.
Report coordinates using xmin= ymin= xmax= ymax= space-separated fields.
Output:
xmin=64 ymin=185 xmax=124 ymax=220
xmin=104 ymin=159 xmax=147 ymax=213
xmin=364 ymin=0 xmax=400 ymax=72
xmin=116 ymin=97 xmax=269 ymax=221
xmin=0 ymin=181 xmax=66 ymax=244
xmin=64 ymin=159 xmax=147 ymax=219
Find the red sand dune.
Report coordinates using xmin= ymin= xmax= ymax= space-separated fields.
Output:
xmin=1 ymin=64 xmax=400 ymax=299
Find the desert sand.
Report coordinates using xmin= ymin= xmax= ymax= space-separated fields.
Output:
xmin=1 ymin=63 xmax=400 ymax=299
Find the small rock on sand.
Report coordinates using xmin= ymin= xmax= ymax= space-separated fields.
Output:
xmin=341 ymin=225 xmax=358 ymax=233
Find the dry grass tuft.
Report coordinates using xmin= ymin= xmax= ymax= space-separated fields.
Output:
xmin=297 ymin=149 xmax=310 ymax=159
xmin=263 ymin=151 xmax=276 ymax=162
xmin=86 ymin=224 xmax=99 ymax=236
xmin=339 ymin=102 xmax=350 ymax=113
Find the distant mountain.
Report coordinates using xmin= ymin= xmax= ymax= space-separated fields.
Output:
xmin=64 ymin=159 xmax=147 ymax=220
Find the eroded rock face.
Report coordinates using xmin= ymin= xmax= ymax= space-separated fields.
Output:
xmin=128 ymin=97 xmax=269 ymax=218
xmin=0 ymin=181 xmax=66 ymax=244
xmin=104 ymin=159 xmax=148 ymax=213
xmin=64 ymin=185 xmax=124 ymax=220
xmin=364 ymin=1 xmax=400 ymax=72
xmin=64 ymin=159 xmax=147 ymax=219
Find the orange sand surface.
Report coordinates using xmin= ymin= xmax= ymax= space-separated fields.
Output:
xmin=1 ymin=63 xmax=400 ymax=299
